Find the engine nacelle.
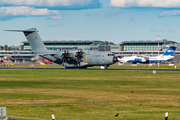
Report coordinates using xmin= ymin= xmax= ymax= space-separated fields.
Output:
xmin=141 ymin=58 xmax=146 ymax=62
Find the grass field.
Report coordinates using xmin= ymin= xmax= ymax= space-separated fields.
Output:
xmin=0 ymin=69 xmax=180 ymax=119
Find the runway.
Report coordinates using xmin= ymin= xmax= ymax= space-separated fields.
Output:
xmin=0 ymin=67 xmax=180 ymax=71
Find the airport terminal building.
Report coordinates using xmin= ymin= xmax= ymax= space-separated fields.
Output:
xmin=22 ymin=39 xmax=179 ymax=52
xmin=22 ymin=40 xmax=106 ymax=51
xmin=121 ymin=40 xmax=179 ymax=51
xmin=0 ymin=51 xmax=35 ymax=63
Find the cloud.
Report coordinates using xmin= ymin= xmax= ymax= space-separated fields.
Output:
xmin=0 ymin=0 xmax=101 ymax=10
xmin=0 ymin=6 xmax=64 ymax=20
xmin=110 ymin=0 xmax=180 ymax=8
xmin=0 ymin=0 xmax=101 ymax=21
xmin=159 ymin=10 xmax=180 ymax=16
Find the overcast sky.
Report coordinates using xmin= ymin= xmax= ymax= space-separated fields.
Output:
xmin=0 ymin=0 xmax=180 ymax=46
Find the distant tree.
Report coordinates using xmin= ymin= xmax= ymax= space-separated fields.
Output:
xmin=163 ymin=39 xmax=167 ymax=41
xmin=104 ymin=41 xmax=115 ymax=45
xmin=104 ymin=41 xmax=109 ymax=45
xmin=4 ymin=45 xmax=10 ymax=50
xmin=109 ymin=42 xmax=115 ymax=45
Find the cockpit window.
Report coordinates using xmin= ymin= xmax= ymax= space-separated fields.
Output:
xmin=108 ymin=54 xmax=116 ymax=57
xmin=108 ymin=54 xmax=113 ymax=56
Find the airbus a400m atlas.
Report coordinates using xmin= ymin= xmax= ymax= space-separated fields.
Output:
xmin=7 ymin=28 xmax=118 ymax=69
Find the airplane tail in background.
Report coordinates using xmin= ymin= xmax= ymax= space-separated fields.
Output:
xmin=5 ymin=28 xmax=48 ymax=53
xmin=22 ymin=28 xmax=47 ymax=51
xmin=162 ymin=46 xmax=177 ymax=56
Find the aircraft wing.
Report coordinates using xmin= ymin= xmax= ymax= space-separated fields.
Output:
xmin=36 ymin=52 xmax=57 ymax=56
xmin=32 ymin=50 xmax=58 ymax=56
xmin=137 ymin=55 xmax=150 ymax=60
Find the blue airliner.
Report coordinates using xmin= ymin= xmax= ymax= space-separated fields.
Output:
xmin=118 ymin=46 xmax=177 ymax=64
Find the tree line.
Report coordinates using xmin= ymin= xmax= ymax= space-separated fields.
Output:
xmin=0 ymin=45 xmax=11 ymax=50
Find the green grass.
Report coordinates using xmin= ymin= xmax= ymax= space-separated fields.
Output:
xmin=0 ymin=70 xmax=180 ymax=119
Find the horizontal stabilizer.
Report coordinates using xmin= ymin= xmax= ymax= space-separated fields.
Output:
xmin=6 ymin=28 xmax=46 ymax=51
xmin=5 ymin=28 xmax=38 ymax=32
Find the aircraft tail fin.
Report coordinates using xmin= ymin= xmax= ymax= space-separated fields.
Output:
xmin=5 ymin=28 xmax=47 ymax=53
xmin=162 ymin=46 xmax=177 ymax=56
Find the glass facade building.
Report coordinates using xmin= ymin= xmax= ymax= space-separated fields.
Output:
xmin=121 ymin=40 xmax=179 ymax=51
xmin=22 ymin=40 xmax=105 ymax=51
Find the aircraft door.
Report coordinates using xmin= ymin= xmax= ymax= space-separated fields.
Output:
xmin=86 ymin=55 xmax=94 ymax=65
xmin=102 ymin=55 xmax=105 ymax=65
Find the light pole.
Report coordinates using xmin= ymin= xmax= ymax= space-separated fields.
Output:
xmin=157 ymin=35 xmax=160 ymax=67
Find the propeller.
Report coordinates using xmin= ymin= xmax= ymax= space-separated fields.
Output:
xmin=76 ymin=49 xmax=84 ymax=63
xmin=62 ymin=49 xmax=71 ymax=63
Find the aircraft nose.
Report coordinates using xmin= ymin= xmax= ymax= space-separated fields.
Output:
xmin=113 ymin=57 xmax=118 ymax=63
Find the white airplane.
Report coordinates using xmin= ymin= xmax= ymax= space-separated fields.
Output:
xmin=118 ymin=46 xmax=177 ymax=64
xmin=138 ymin=46 xmax=177 ymax=63
xmin=118 ymin=55 xmax=146 ymax=64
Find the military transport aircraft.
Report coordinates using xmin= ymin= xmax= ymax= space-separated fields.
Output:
xmin=6 ymin=28 xmax=118 ymax=69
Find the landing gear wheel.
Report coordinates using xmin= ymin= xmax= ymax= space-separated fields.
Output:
xmin=100 ymin=65 xmax=108 ymax=69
